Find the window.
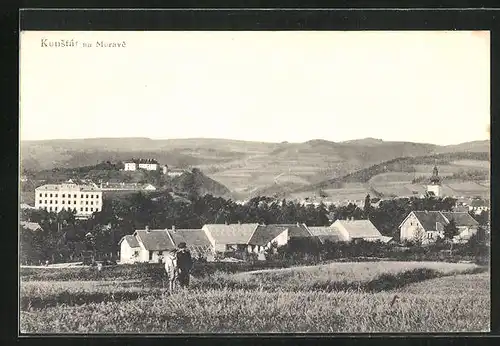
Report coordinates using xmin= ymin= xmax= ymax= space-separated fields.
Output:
xmin=81 ymin=194 xmax=83 ymax=198
xmin=44 ymin=200 xmax=47 ymax=204
xmin=96 ymin=201 xmax=99 ymax=205
xmin=55 ymin=200 xmax=58 ymax=204
xmin=427 ymin=233 xmax=433 ymax=239
xmin=39 ymin=193 xmax=42 ymax=197
xmin=62 ymin=194 xmax=65 ymax=198
xmin=85 ymin=207 xmax=88 ymax=211
xmin=91 ymin=194 xmax=93 ymax=198
xmin=86 ymin=201 xmax=88 ymax=205
xmin=50 ymin=194 xmax=53 ymax=197
xmin=55 ymin=194 xmax=58 ymax=198
xmin=149 ymin=251 xmax=153 ymax=261
xmin=410 ymin=222 xmax=413 ymax=226
xmin=50 ymin=200 xmax=52 ymax=204
xmin=91 ymin=201 xmax=93 ymax=205
xmin=74 ymin=194 xmax=77 ymax=198
xmin=74 ymin=201 xmax=77 ymax=204
xmin=158 ymin=251 xmax=163 ymax=256
xmin=80 ymin=208 xmax=83 ymax=211
xmin=62 ymin=200 xmax=65 ymax=204
xmin=45 ymin=193 xmax=47 ymax=197
xmin=86 ymin=194 xmax=88 ymax=198
xmin=49 ymin=207 xmax=52 ymax=211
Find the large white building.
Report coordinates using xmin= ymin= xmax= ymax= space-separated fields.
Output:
xmin=34 ymin=183 xmax=103 ymax=218
xmin=124 ymin=159 xmax=159 ymax=171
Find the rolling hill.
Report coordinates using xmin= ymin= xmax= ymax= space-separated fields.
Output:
xmin=287 ymin=151 xmax=490 ymax=201
xmin=20 ymin=137 xmax=490 ymax=199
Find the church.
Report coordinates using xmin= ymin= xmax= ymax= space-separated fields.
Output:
xmin=426 ymin=165 xmax=442 ymax=197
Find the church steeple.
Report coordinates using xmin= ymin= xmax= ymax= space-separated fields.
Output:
xmin=430 ymin=165 xmax=441 ymax=185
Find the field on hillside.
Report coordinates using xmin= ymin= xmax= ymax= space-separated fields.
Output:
xmin=20 ymin=261 xmax=490 ymax=333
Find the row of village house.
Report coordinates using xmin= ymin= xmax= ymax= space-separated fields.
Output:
xmin=117 ymin=210 xmax=480 ymax=264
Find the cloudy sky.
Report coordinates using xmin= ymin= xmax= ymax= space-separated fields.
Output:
xmin=20 ymin=31 xmax=490 ymax=145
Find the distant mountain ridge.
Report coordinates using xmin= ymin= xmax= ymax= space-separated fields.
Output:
xmin=20 ymin=137 xmax=490 ymax=199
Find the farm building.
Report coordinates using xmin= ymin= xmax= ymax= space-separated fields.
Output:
xmin=247 ymin=223 xmax=312 ymax=253
xmin=167 ymin=227 xmax=213 ymax=260
xmin=399 ymin=211 xmax=479 ymax=244
xmin=131 ymin=228 xmax=177 ymax=263
xmin=202 ymin=223 xmax=259 ymax=253
xmin=118 ymin=235 xmax=141 ymax=264
xmin=119 ymin=226 xmax=214 ymax=264
xmin=307 ymin=226 xmax=343 ymax=244
xmin=330 ymin=219 xmax=392 ymax=243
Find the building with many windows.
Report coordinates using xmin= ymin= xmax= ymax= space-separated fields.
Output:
xmin=34 ymin=183 xmax=103 ymax=218
xmin=123 ymin=159 xmax=159 ymax=171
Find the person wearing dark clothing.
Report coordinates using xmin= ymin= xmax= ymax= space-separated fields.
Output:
xmin=175 ymin=242 xmax=193 ymax=288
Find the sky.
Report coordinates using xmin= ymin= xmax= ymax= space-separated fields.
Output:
xmin=20 ymin=31 xmax=490 ymax=145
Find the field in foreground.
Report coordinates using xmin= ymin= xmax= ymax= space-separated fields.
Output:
xmin=20 ymin=261 xmax=490 ymax=333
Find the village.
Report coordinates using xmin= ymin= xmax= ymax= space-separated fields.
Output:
xmin=19 ymin=159 xmax=490 ymax=266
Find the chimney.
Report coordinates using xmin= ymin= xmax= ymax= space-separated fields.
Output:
xmin=296 ymin=222 xmax=300 ymax=227
xmin=238 ymin=221 xmax=241 ymax=225
xmin=145 ymin=225 xmax=150 ymax=233
xmin=172 ymin=225 xmax=176 ymax=232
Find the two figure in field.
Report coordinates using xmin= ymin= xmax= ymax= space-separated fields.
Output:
xmin=164 ymin=242 xmax=193 ymax=293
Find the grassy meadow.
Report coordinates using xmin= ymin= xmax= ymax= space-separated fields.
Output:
xmin=19 ymin=261 xmax=490 ymax=333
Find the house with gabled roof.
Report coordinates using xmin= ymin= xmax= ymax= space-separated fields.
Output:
xmin=307 ymin=226 xmax=343 ymax=244
xmin=167 ymin=227 xmax=213 ymax=259
xmin=330 ymin=219 xmax=392 ymax=243
xmin=118 ymin=235 xmax=141 ymax=264
xmin=246 ymin=223 xmax=312 ymax=253
xmin=399 ymin=211 xmax=479 ymax=244
xmin=202 ymin=223 xmax=259 ymax=253
xmin=119 ymin=226 xmax=215 ymax=264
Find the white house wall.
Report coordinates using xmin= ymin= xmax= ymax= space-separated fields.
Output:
xmin=202 ymin=226 xmax=223 ymax=252
xmin=400 ymin=213 xmax=425 ymax=242
xmin=119 ymin=242 xmax=139 ymax=264
xmin=332 ymin=221 xmax=350 ymax=242
xmin=137 ymin=239 xmax=150 ymax=262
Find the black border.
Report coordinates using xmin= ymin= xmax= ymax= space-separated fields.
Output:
xmin=6 ymin=6 xmax=499 ymax=345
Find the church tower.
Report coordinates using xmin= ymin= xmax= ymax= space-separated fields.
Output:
xmin=426 ymin=165 xmax=442 ymax=197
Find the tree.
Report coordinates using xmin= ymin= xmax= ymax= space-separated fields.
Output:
xmin=443 ymin=219 xmax=459 ymax=241
xmin=412 ymin=227 xmax=425 ymax=246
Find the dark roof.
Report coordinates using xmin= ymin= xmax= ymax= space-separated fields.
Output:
xmin=285 ymin=223 xmax=312 ymax=238
xmin=168 ymin=229 xmax=211 ymax=248
xmin=316 ymin=234 xmax=342 ymax=244
xmin=119 ymin=235 xmax=139 ymax=248
xmin=248 ymin=225 xmax=290 ymax=246
xmin=134 ymin=230 xmax=176 ymax=251
xmin=411 ymin=211 xmax=479 ymax=232
xmin=412 ymin=211 xmax=448 ymax=232
xmin=307 ymin=226 xmax=343 ymax=243
xmin=441 ymin=212 xmax=479 ymax=227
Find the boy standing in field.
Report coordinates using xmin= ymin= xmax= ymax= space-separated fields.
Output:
xmin=175 ymin=242 xmax=193 ymax=289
